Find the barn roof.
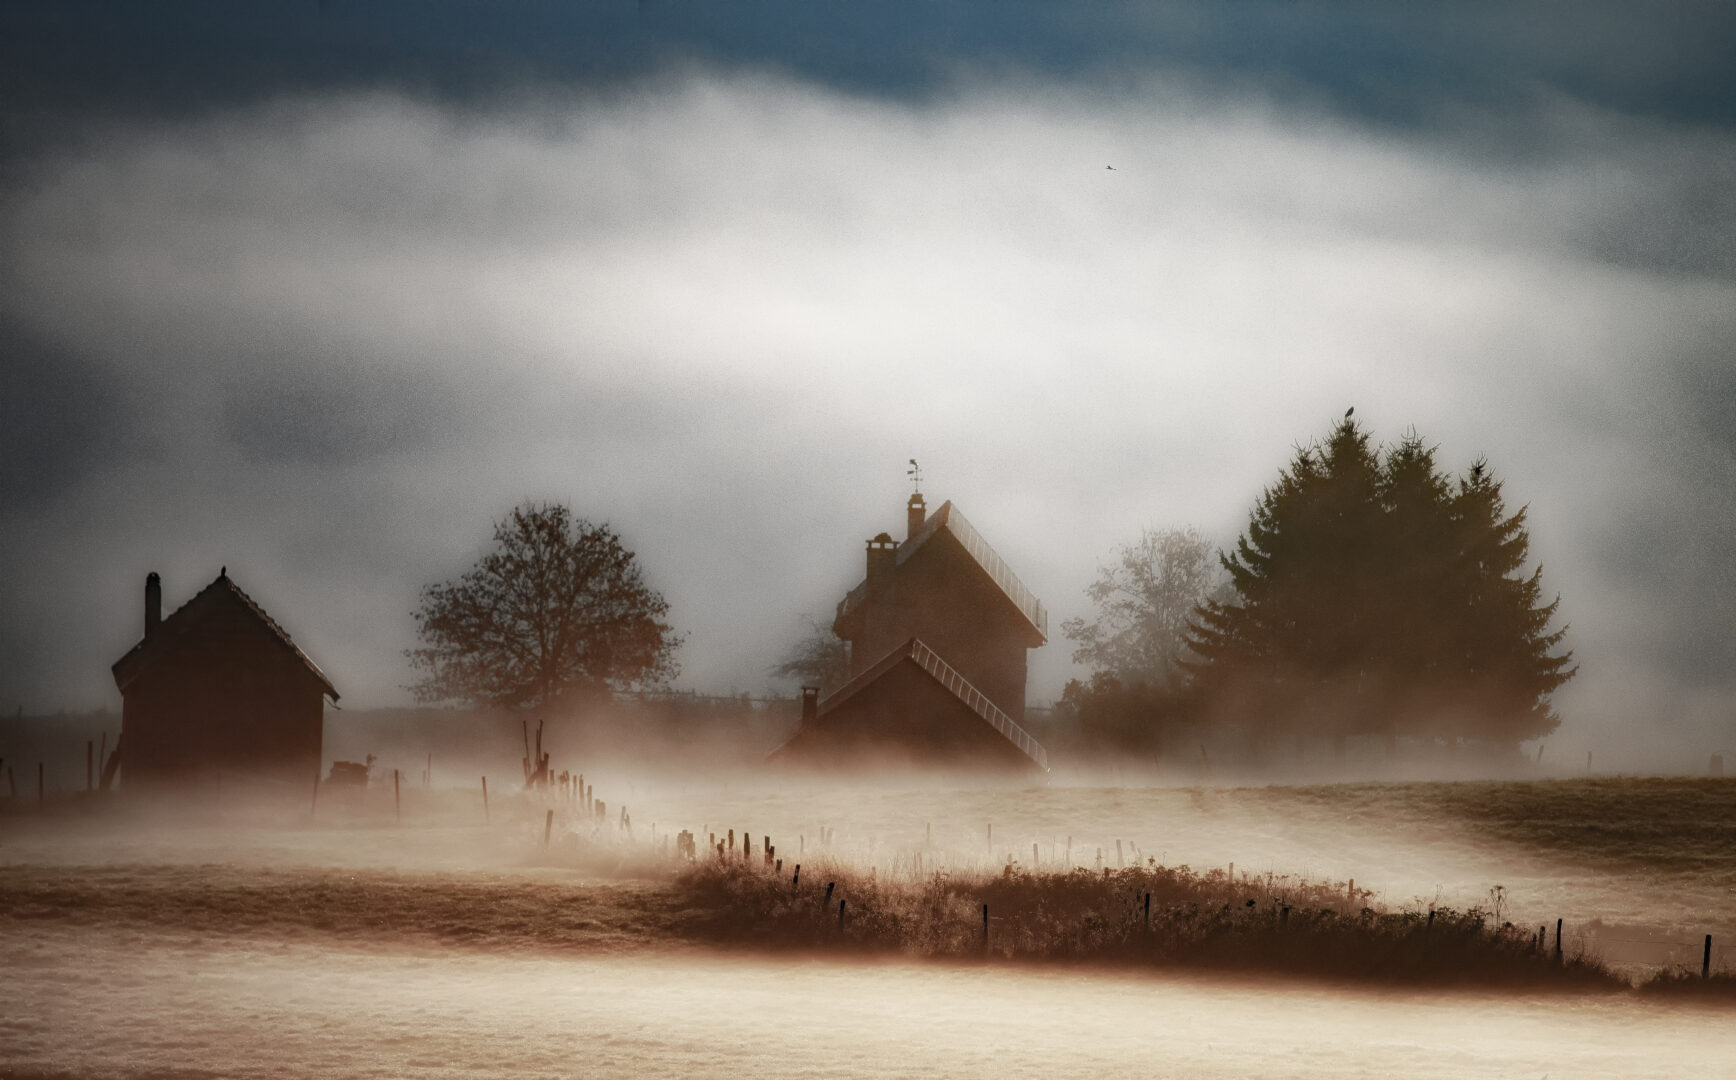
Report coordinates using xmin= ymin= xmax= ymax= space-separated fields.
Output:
xmin=835 ymin=500 xmax=1047 ymax=643
xmin=772 ymin=637 xmax=1048 ymax=771
xmin=111 ymin=573 xmax=339 ymax=700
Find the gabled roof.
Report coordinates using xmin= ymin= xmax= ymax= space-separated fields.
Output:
xmin=835 ymin=500 xmax=1047 ymax=642
xmin=771 ymin=637 xmax=1048 ymax=771
xmin=111 ymin=573 xmax=339 ymax=700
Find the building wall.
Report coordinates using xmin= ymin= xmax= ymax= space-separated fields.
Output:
xmin=121 ymin=603 xmax=325 ymax=788
xmin=845 ymin=532 xmax=1033 ymax=722
xmin=774 ymin=659 xmax=1039 ymax=772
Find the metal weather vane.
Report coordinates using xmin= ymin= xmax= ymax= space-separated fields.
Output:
xmin=907 ymin=458 xmax=922 ymax=495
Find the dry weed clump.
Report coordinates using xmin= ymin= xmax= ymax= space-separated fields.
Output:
xmin=678 ymin=858 xmax=1622 ymax=990
xmin=1637 ymin=968 xmax=1736 ymax=999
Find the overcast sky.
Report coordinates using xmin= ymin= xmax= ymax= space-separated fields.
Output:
xmin=3 ymin=3 xmax=1733 ymax=765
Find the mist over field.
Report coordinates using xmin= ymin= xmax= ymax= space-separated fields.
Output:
xmin=6 ymin=771 xmax=1736 ymax=1077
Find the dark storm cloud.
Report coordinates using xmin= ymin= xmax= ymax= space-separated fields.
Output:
xmin=221 ymin=360 xmax=460 ymax=467
xmin=4 ymin=1 xmax=1736 ymax=148
xmin=0 ymin=318 xmax=144 ymax=511
xmin=1592 ymin=343 xmax=1736 ymax=685
xmin=1570 ymin=140 xmax=1736 ymax=281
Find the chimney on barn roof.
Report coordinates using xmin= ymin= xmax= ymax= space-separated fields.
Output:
xmin=145 ymin=572 xmax=161 ymax=638
xmin=866 ymin=532 xmax=897 ymax=581
xmin=907 ymin=492 xmax=926 ymax=540
xmin=801 ymin=686 xmax=819 ymax=723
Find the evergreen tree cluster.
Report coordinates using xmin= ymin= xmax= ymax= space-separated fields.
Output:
xmin=1185 ymin=418 xmax=1575 ymax=747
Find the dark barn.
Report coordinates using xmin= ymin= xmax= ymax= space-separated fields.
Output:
xmin=110 ymin=571 xmax=338 ymax=789
xmin=770 ymin=493 xmax=1049 ymax=773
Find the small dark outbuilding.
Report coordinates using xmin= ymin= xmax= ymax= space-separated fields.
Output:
xmin=111 ymin=571 xmax=338 ymax=789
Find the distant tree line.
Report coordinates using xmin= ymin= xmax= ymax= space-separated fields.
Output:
xmin=1062 ymin=417 xmax=1575 ymax=756
xmin=410 ymin=419 xmax=1574 ymax=763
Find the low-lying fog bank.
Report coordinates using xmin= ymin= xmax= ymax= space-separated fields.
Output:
xmin=4 ymin=775 xmax=1732 ymax=979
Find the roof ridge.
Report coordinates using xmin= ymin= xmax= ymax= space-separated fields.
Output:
xmin=111 ymin=573 xmax=338 ymax=700
xmin=835 ymin=499 xmax=1048 ymax=642
xmin=216 ymin=576 xmax=339 ymax=699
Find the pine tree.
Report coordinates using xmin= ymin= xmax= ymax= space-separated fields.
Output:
xmin=1372 ymin=431 xmax=1462 ymax=734
xmin=1186 ymin=419 xmax=1574 ymax=749
xmin=1187 ymin=419 xmax=1387 ymax=746
xmin=1439 ymin=460 xmax=1576 ymax=741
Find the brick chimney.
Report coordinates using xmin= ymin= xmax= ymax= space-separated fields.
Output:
xmin=800 ymin=686 xmax=819 ymax=723
xmin=907 ymin=492 xmax=926 ymax=540
xmin=145 ymin=572 xmax=161 ymax=638
xmin=865 ymin=532 xmax=897 ymax=581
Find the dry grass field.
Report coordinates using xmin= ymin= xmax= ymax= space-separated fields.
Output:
xmin=3 ymin=774 xmax=1733 ymax=1078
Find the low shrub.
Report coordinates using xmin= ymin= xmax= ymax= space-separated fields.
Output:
xmin=678 ymin=858 xmax=1622 ymax=990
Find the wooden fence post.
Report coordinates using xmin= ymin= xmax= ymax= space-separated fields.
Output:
xmin=824 ymin=881 xmax=834 ymax=909
xmin=1144 ymin=892 xmax=1151 ymax=929
xmin=1705 ymin=934 xmax=1714 ymax=979
xmin=393 ymin=768 xmax=400 ymax=823
xmin=838 ymin=898 xmax=846 ymax=929
xmin=982 ymin=903 xmax=989 ymax=950
xmin=1554 ymin=918 xmax=1563 ymax=962
xmin=544 ymin=808 xmax=554 ymax=847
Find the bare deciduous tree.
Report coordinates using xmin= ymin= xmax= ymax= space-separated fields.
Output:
xmin=407 ymin=502 xmax=681 ymax=708
xmin=769 ymin=614 xmax=850 ymax=695
xmin=1062 ymin=527 xmax=1220 ymax=691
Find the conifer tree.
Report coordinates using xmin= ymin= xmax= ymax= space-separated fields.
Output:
xmin=1439 ymin=460 xmax=1576 ymax=741
xmin=1186 ymin=418 xmax=1574 ymax=748
xmin=1187 ymin=419 xmax=1387 ymax=745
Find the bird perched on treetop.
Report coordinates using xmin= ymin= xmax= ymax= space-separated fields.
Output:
xmin=1344 ymin=406 xmax=1354 ymax=419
